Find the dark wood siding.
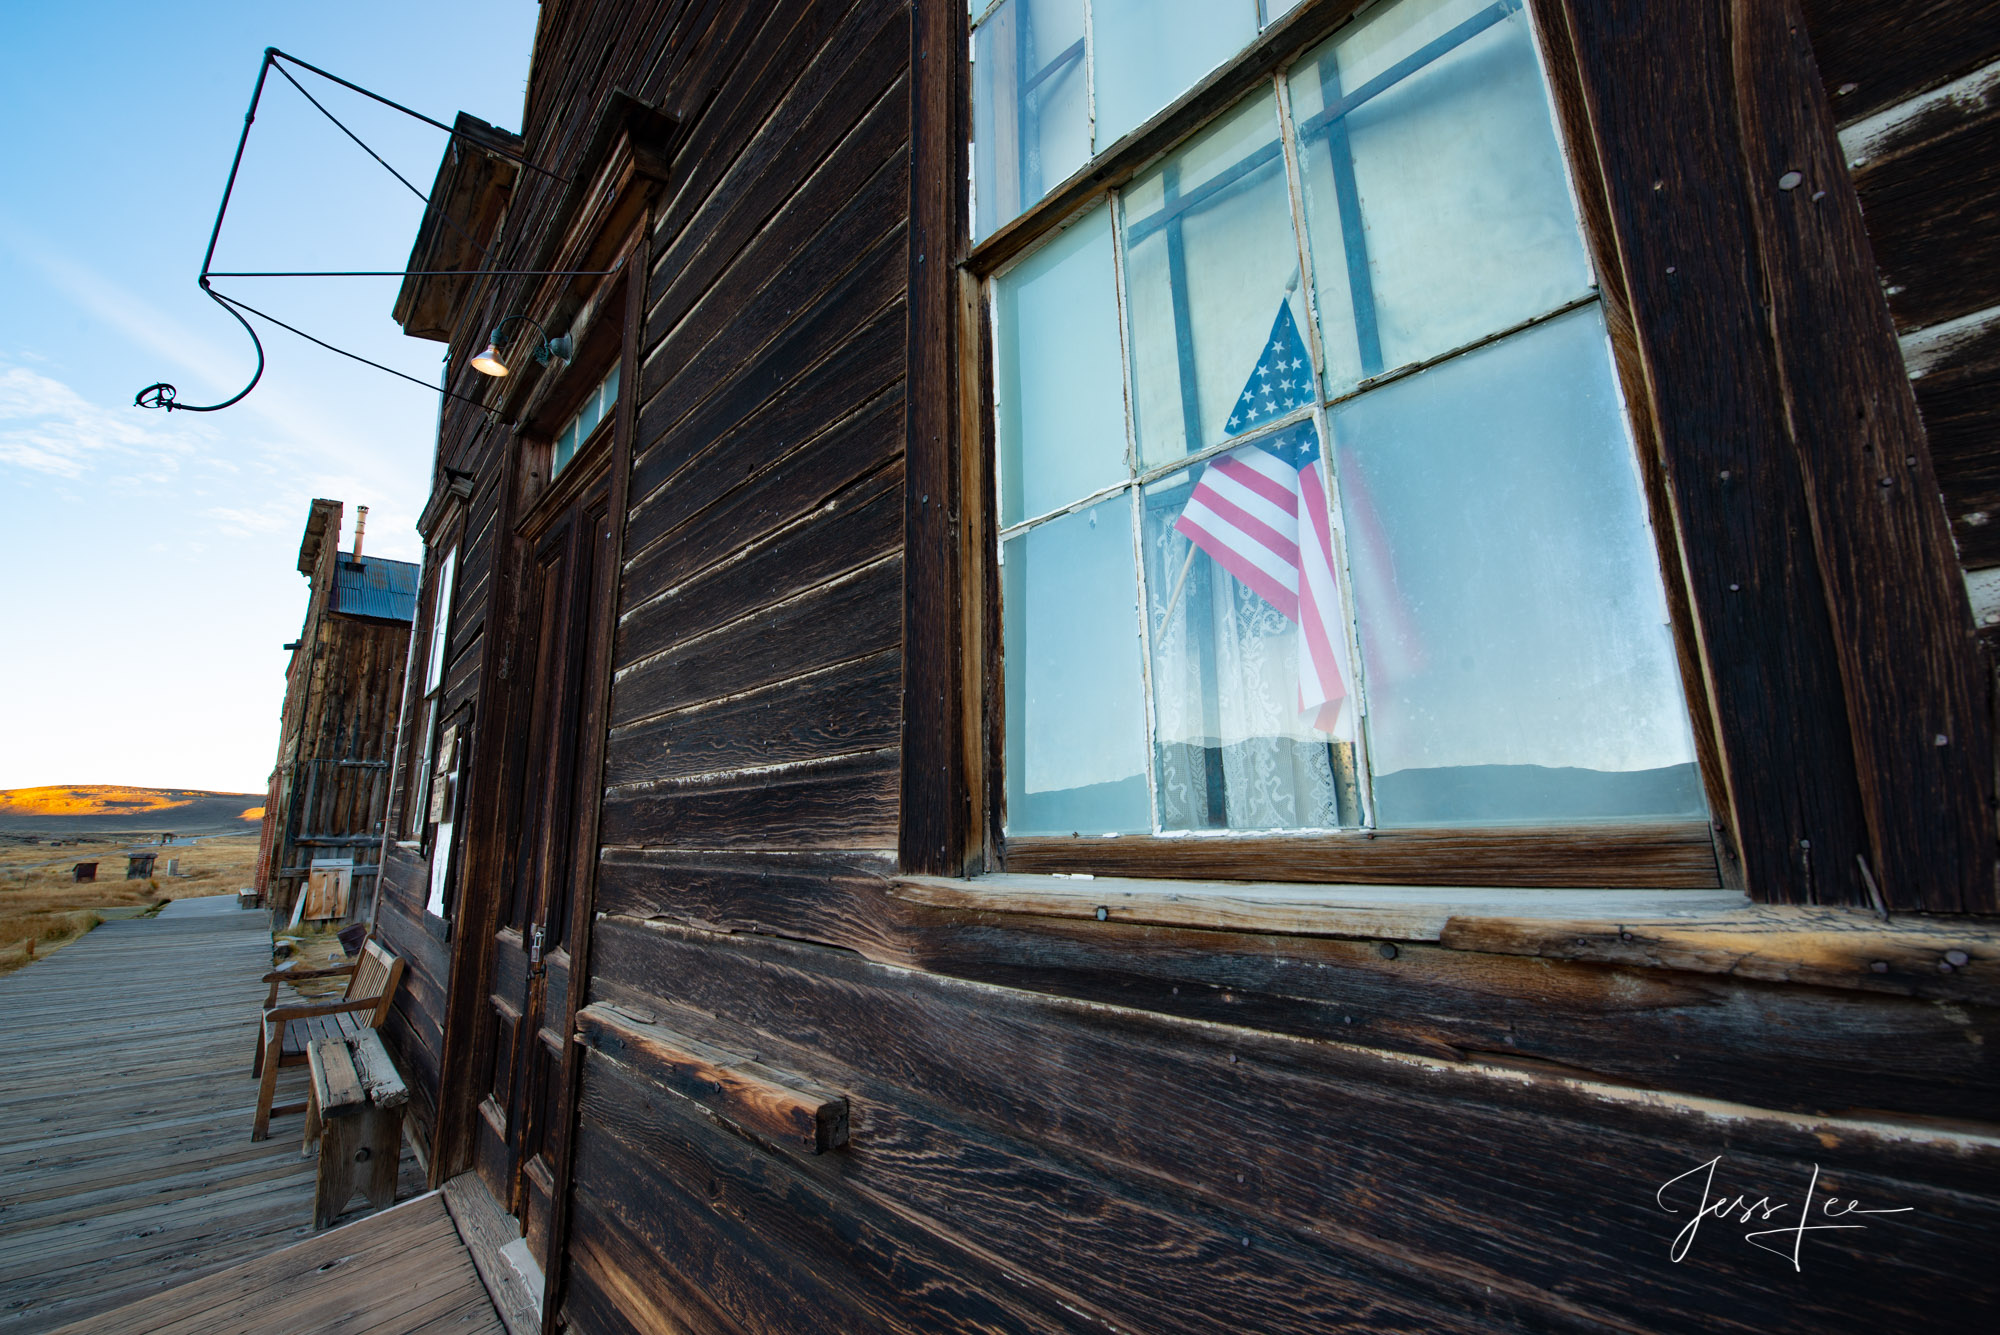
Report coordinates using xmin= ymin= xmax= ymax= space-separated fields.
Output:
xmin=380 ymin=1 xmax=2000 ymax=1330
xmin=1807 ymin=4 xmax=2000 ymax=574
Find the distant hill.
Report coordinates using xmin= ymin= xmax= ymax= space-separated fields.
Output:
xmin=0 ymin=786 xmax=265 ymax=836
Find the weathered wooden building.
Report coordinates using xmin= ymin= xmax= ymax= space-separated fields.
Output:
xmin=258 ymin=498 xmax=417 ymax=923
xmin=368 ymin=1 xmax=2000 ymax=1330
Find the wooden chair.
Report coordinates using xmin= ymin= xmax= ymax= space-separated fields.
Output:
xmin=252 ymin=937 xmax=405 ymax=1140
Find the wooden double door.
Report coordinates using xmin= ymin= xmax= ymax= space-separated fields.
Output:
xmin=474 ymin=467 xmax=616 ymax=1268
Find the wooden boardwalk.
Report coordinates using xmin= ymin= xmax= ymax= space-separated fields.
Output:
xmin=43 ymin=1193 xmax=503 ymax=1335
xmin=0 ymin=899 xmax=457 ymax=1333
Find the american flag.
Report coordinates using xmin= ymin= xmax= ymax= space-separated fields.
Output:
xmin=1173 ymin=302 xmax=1349 ymax=734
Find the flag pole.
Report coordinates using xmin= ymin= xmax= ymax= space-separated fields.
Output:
xmin=1159 ymin=545 xmax=1199 ymax=630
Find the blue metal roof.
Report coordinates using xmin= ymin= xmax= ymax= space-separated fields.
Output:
xmin=330 ymin=553 xmax=419 ymax=623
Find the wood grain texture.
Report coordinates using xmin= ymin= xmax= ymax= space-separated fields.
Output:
xmin=598 ymin=746 xmax=899 ymax=850
xmin=1733 ymin=0 xmax=1996 ymax=912
xmin=573 ymin=1053 xmax=1517 ymax=1335
xmin=639 ymin=93 xmax=909 ymax=441
xmin=618 ymin=461 xmax=904 ymax=663
xmin=605 ymin=647 xmax=902 ymax=788
xmin=642 ymin=0 xmax=910 ymax=347
xmin=0 ymin=911 xmax=427 ymax=1335
xmin=575 ymin=1003 xmax=849 ymax=1152
xmin=610 ymin=555 xmax=904 ymax=728
xmin=620 ymin=382 xmax=903 ymax=624
xmin=900 ymin=0 xmax=974 ymax=880
xmin=1800 ymin=0 xmax=2000 ymax=124
xmin=588 ymin=920 xmax=2000 ymax=1335
xmin=1551 ymin=0 xmax=1874 ymax=906
xmin=40 ymin=1193 xmax=499 ymax=1335
xmin=1853 ymin=103 xmax=2000 ymax=334
xmin=638 ymin=195 xmax=908 ymax=463
xmin=1006 ymin=822 xmax=1720 ymax=887
xmin=1440 ymin=902 xmax=2000 ymax=1003
xmin=625 ymin=306 xmax=906 ymax=554
xmin=1918 ymin=332 xmax=2000 ymax=567
xmin=564 ymin=1195 xmax=746 ymax=1335
xmin=604 ymin=853 xmax=2000 ymax=1121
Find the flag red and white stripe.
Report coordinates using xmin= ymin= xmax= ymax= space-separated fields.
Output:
xmin=1176 ymin=429 xmax=1349 ymax=734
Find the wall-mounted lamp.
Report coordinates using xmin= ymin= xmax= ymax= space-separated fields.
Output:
xmin=470 ymin=313 xmax=574 ymax=378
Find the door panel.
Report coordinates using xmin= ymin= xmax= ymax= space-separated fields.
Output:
xmin=472 ymin=470 xmax=616 ymax=1266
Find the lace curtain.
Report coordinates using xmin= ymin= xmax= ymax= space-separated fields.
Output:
xmin=1144 ymin=496 xmax=1350 ymax=832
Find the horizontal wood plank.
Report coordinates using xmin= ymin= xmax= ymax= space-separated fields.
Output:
xmin=1853 ymin=105 xmax=2000 ymax=332
xmin=589 ymin=921 xmax=2000 ymax=1335
xmin=610 ymin=555 xmax=904 ymax=725
xmin=1801 ymin=0 xmax=2000 ymax=124
xmin=1004 ymin=822 xmax=1721 ymax=888
xmin=598 ymin=850 xmax=2000 ymax=1119
xmin=605 ymin=648 xmax=902 ymax=788
xmin=598 ymin=746 xmax=899 ymax=849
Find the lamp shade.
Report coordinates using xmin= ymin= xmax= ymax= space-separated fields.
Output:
xmin=469 ymin=344 xmax=509 ymax=377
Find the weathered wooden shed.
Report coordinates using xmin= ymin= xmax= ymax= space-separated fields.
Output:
xmin=367 ymin=1 xmax=2000 ymax=1331
xmin=258 ymin=499 xmax=418 ymax=923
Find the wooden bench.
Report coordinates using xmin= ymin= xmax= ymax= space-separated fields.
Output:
xmin=252 ymin=936 xmax=405 ymax=1140
xmin=302 ymin=1028 xmax=408 ymax=1229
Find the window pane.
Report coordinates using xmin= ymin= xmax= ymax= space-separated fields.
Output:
xmin=553 ymin=419 xmax=577 ymax=477
xmin=1121 ymin=91 xmax=1304 ymax=470
xmin=1261 ymin=0 xmax=1303 ymax=25
xmin=1141 ymin=427 xmax=1361 ymax=832
xmin=1003 ymin=497 xmax=1151 ymax=835
xmin=973 ymin=0 xmax=1089 ymax=239
xmin=1330 ymin=305 xmax=1702 ymax=826
xmin=1092 ymin=0 xmax=1258 ymax=150
xmin=600 ymin=360 xmax=620 ymax=417
xmin=994 ymin=207 xmax=1128 ymax=526
xmin=1290 ymin=0 xmax=1594 ymax=395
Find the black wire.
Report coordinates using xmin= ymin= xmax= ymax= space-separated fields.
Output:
xmin=271 ymin=63 xmax=432 ymax=210
xmin=270 ymin=62 xmax=499 ymax=265
xmin=208 ymin=288 xmax=493 ymax=408
xmin=270 ymin=48 xmax=568 ymax=183
xmin=139 ymin=46 xmax=577 ymax=413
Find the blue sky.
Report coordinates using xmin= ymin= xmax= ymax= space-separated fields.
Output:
xmin=0 ymin=1 xmax=540 ymax=793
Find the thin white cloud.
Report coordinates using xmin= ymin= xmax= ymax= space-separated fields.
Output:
xmin=0 ymin=363 xmax=197 ymax=477
xmin=207 ymin=502 xmax=294 ymax=537
xmin=0 ymin=217 xmax=429 ymax=474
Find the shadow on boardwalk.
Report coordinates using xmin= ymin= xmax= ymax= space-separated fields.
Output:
xmin=0 ymin=897 xmax=466 ymax=1333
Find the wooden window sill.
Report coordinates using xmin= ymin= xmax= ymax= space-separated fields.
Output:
xmin=889 ymin=874 xmax=1999 ymax=1004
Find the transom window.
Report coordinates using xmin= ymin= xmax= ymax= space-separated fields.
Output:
xmin=552 ymin=361 xmax=619 ymax=478
xmin=987 ymin=0 xmax=1705 ymax=838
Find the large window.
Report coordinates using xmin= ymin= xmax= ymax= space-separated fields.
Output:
xmin=987 ymin=0 xmax=1704 ymax=840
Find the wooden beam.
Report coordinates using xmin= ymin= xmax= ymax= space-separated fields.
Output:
xmin=1549 ymin=0 xmax=1877 ymax=907
xmin=1729 ymin=0 xmax=1997 ymax=912
xmin=901 ymin=0 xmax=977 ymax=875
xmin=575 ymin=1003 xmax=850 ymax=1154
xmin=1005 ymin=822 xmax=1722 ymax=888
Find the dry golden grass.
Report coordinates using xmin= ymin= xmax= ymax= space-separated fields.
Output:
xmin=0 ymin=834 xmax=263 ymax=976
